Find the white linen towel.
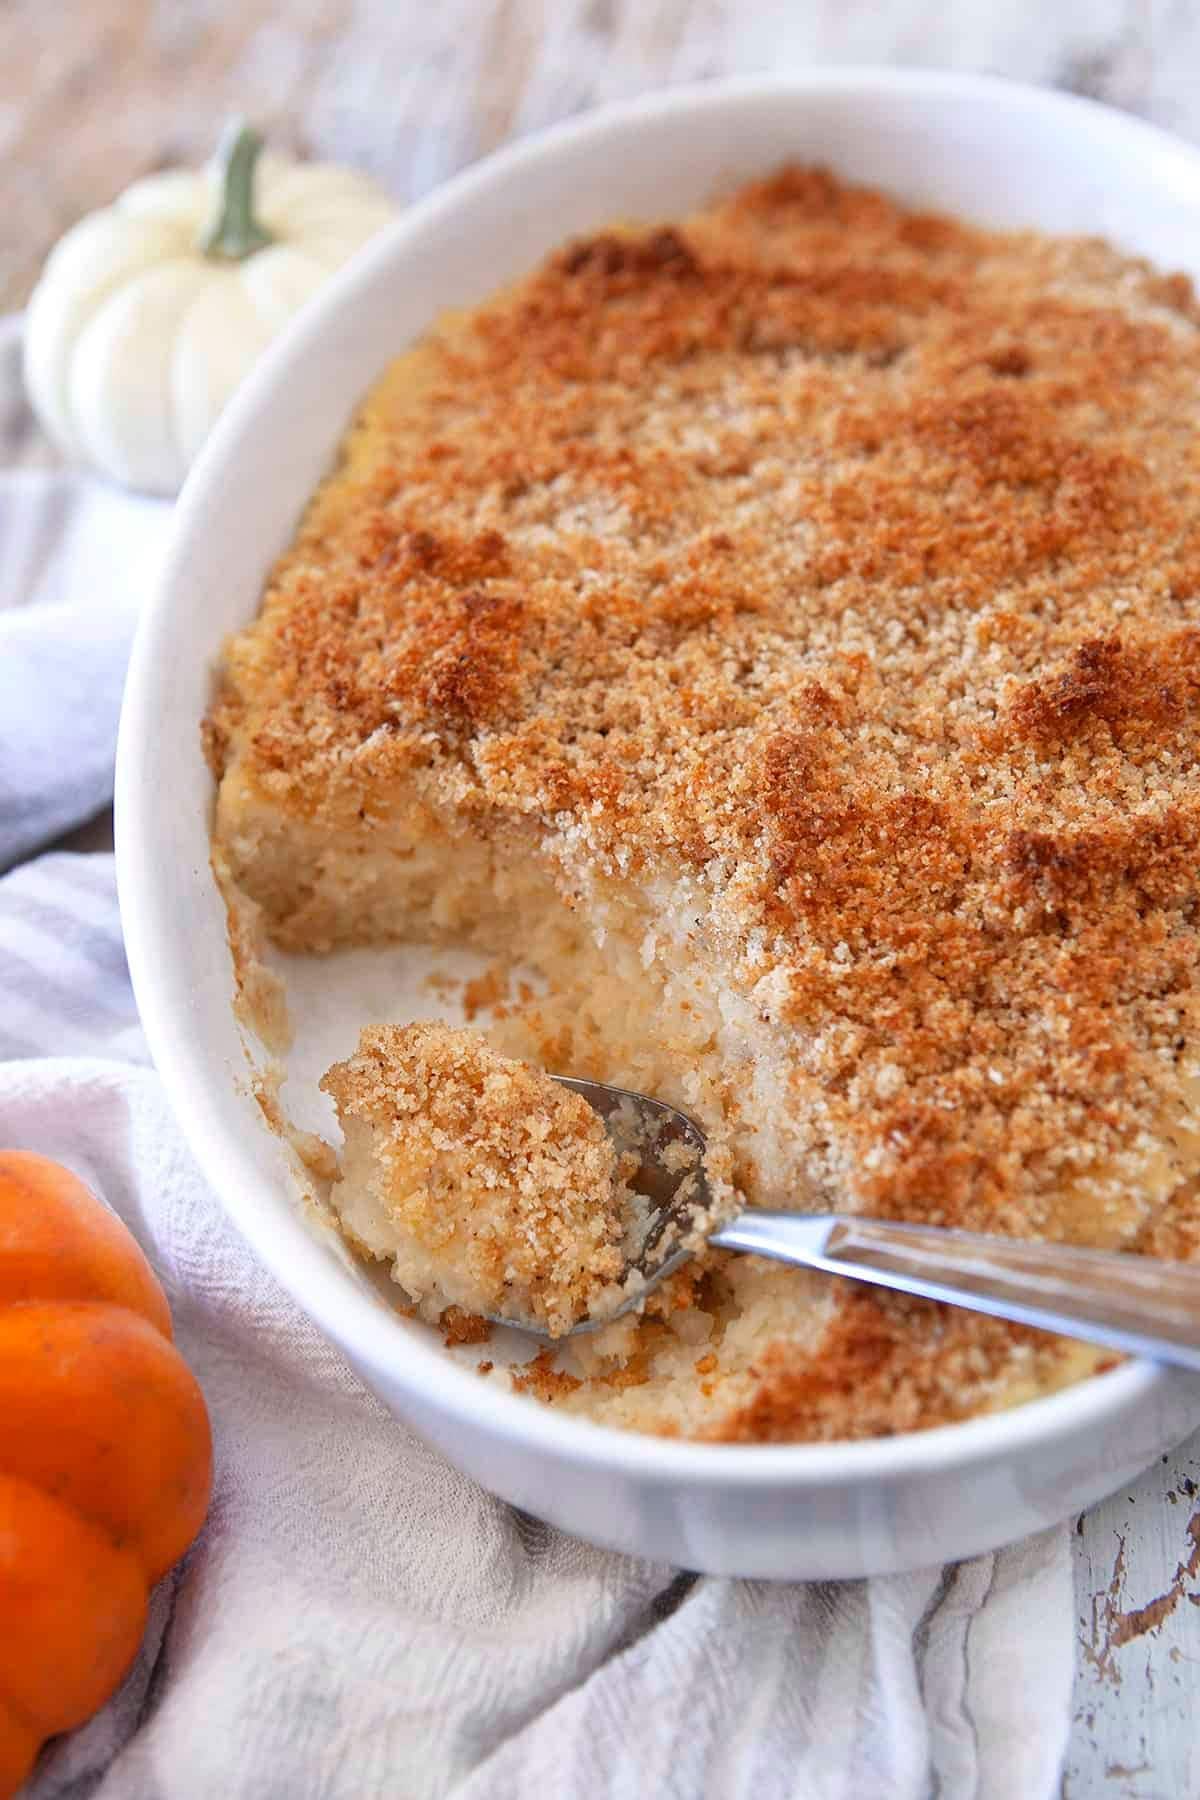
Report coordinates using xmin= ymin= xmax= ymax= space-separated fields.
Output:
xmin=0 ymin=317 xmax=169 ymax=872
xmin=0 ymin=328 xmax=1075 ymax=1799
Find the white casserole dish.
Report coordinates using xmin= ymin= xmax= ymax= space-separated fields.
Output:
xmin=116 ymin=69 xmax=1200 ymax=1579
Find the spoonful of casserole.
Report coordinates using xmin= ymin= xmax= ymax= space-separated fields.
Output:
xmin=321 ymin=1025 xmax=1200 ymax=1370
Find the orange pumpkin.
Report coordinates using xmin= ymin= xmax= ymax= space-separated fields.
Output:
xmin=0 ymin=1152 xmax=212 ymax=1796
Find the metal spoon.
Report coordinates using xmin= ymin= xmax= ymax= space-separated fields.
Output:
xmin=496 ymin=1077 xmax=1200 ymax=1371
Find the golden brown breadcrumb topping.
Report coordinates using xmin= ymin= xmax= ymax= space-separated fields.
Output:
xmin=711 ymin=1288 xmax=1123 ymax=1445
xmin=209 ymin=166 xmax=1200 ymax=1439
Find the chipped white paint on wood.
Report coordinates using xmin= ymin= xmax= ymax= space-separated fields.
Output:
xmin=1067 ymin=1437 xmax=1200 ymax=1798
xmin=5 ymin=2 xmax=1200 ymax=1790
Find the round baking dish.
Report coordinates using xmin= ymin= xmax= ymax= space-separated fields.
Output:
xmin=116 ymin=70 xmax=1200 ymax=1578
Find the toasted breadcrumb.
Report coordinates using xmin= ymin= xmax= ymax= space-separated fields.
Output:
xmin=441 ymin=1305 xmax=492 ymax=1347
xmin=210 ymin=166 xmax=1200 ymax=1440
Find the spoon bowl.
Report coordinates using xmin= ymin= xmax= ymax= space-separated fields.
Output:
xmin=480 ymin=1077 xmax=710 ymax=1337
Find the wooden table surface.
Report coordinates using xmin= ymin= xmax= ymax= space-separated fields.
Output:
xmin=5 ymin=4 xmax=1200 ymax=1794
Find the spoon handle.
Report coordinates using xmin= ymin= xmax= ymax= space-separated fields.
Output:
xmin=708 ymin=1212 xmax=1200 ymax=1372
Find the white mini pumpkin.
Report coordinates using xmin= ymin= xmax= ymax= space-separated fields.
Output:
xmin=24 ymin=123 xmax=396 ymax=495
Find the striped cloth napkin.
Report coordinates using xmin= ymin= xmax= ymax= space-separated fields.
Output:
xmin=0 ymin=329 xmax=1076 ymax=1800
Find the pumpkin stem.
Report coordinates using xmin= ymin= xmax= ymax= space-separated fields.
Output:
xmin=199 ymin=120 xmax=275 ymax=262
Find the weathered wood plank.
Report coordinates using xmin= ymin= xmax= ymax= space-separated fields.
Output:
xmin=5 ymin=0 xmax=1200 ymax=316
xmin=1067 ymin=1430 xmax=1200 ymax=1798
